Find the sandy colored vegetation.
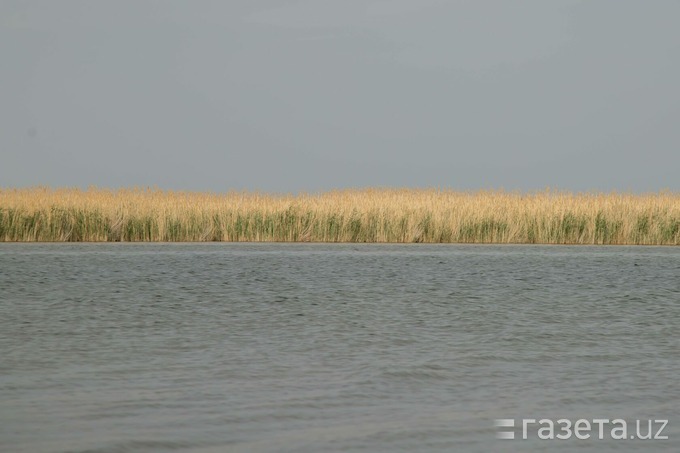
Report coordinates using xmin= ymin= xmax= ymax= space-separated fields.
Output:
xmin=0 ymin=187 xmax=679 ymax=244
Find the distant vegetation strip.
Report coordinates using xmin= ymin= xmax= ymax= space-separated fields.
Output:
xmin=1 ymin=187 xmax=679 ymax=244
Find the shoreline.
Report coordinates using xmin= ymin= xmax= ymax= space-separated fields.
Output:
xmin=0 ymin=241 xmax=678 ymax=246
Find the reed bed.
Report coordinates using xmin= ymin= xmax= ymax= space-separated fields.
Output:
xmin=1 ymin=187 xmax=679 ymax=244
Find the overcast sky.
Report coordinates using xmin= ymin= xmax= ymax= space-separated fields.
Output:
xmin=1 ymin=0 xmax=679 ymax=193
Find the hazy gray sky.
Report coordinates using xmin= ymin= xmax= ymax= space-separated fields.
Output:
xmin=2 ymin=0 xmax=679 ymax=193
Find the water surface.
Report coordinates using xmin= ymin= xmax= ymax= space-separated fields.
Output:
xmin=1 ymin=244 xmax=678 ymax=452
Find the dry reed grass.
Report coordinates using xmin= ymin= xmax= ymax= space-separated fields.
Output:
xmin=1 ymin=187 xmax=679 ymax=244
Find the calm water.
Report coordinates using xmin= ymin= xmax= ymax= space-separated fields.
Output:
xmin=1 ymin=244 xmax=678 ymax=452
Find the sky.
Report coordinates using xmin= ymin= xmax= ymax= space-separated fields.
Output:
xmin=1 ymin=0 xmax=679 ymax=193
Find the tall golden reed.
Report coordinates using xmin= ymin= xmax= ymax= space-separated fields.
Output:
xmin=1 ymin=187 xmax=678 ymax=244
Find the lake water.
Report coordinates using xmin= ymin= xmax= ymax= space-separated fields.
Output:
xmin=1 ymin=244 xmax=678 ymax=452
